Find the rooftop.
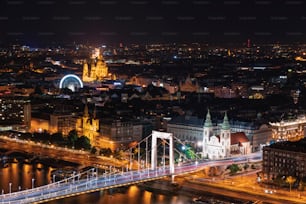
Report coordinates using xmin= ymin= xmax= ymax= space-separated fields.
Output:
xmin=168 ymin=115 xmax=204 ymax=128
xmin=267 ymin=138 xmax=306 ymax=154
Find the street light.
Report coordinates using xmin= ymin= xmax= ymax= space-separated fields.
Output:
xmin=9 ymin=182 xmax=12 ymax=194
xmin=73 ymin=171 xmax=76 ymax=184
xmin=197 ymin=141 xmax=202 ymax=151
xmin=32 ymin=178 xmax=35 ymax=189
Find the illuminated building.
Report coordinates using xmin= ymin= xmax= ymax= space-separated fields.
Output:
xmin=83 ymin=48 xmax=109 ymax=82
xmin=75 ymin=102 xmax=143 ymax=149
xmin=50 ymin=114 xmax=78 ymax=135
xmin=203 ymin=111 xmax=251 ymax=159
xmin=0 ymin=97 xmax=31 ymax=131
xmin=179 ymin=76 xmax=200 ymax=92
xmin=263 ymin=139 xmax=306 ymax=180
xmin=269 ymin=115 xmax=306 ymax=142
xmin=167 ymin=111 xmax=251 ymax=159
xmin=30 ymin=118 xmax=49 ymax=133
xmin=99 ymin=119 xmax=142 ymax=150
xmin=76 ymin=104 xmax=99 ymax=145
xmin=230 ymin=120 xmax=272 ymax=152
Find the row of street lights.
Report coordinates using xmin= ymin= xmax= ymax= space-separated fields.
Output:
xmin=1 ymin=178 xmax=35 ymax=195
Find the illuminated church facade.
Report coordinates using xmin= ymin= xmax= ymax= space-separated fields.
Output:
xmin=76 ymin=103 xmax=99 ymax=145
xmin=83 ymin=48 xmax=108 ymax=82
xmin=202 ymin=111 xmax=251 ymax=159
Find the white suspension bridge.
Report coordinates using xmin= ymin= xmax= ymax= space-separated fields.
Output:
xmin=0 ymin=131 xmax=262 ymax=204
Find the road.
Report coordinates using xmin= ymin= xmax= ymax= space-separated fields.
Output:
xmin=0 ymin=136 xmax=127 ymax=169
xmin=182 ymin=170 xmax=306 ymax=204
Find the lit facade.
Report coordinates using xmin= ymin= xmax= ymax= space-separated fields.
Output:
xmin=99 ymin=119 xmax=142 ymax=150
xmin=167 ymin=111 xmax=251 ymax=159
xmin=50 ymin=114 xmax=78 ymax=135
xmin=83 ymin=48 xmax=108 ymax=82
xmin=230 ymin=121 xmax=272 ymax=151
xmin=269 ymin=115 xmax=306 ymax=142
xmin=76 ymin=104 xmax=99 ymax=145
xmin=203 ymin=111 xmax=251 ymax=159
xmin=179 ymin=76 xmax=200 ymax=92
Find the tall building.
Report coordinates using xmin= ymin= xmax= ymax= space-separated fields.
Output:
xmin=83 ymin=48 xmax=108 ymax=82
xmin=0 ymin=97 xmax=31 ymax=131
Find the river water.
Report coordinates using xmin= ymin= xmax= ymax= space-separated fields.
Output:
xmin=0 ymin=158 xmax=244 ymax=204
xmin=0 ymin=161 xmax=192 ymax=204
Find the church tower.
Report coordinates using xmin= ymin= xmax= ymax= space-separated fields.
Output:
xmin=220 ymin=112 xmax=231 ymax=157
xmin=203 ymin=109 xmax=213 ymax=158
xmin=80 ymin=103 xmax=100 ymax=146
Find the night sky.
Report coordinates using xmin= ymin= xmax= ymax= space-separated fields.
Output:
xmin=0 ymin=0 xmax=305 ymax=45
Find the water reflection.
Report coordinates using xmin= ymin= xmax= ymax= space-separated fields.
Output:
xmin=0 ymin=162 xmax=52 ymax=193
xmin=47 ymin=186 xmax=190 ymax=204
xmin=0 ymin=160 xmax=191 ymax=204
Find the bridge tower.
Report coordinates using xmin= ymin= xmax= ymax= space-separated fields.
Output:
xmin=151 ymin=130 xmax=174 ymax=174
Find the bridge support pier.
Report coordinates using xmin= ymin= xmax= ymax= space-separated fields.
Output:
xmin=151 ymin=131 xmax=174 ymax=174
xmin=171 ymin=175 xmax=175 ymax=183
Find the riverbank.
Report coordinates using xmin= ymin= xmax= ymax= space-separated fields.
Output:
xmin=182 ymin=173 xmax=306 ymax=204
xmin=138 ymin=172 xmax=306 ymax=204
xmin=139 ymin=179 xmax=247 ymax=203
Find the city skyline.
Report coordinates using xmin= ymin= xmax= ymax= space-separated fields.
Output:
xmin=0 ymin=0 xmax=305 ymax=45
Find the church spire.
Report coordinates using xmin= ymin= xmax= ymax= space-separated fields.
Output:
xmin=204 ymin=109 xmax=213 ymax=127
xmin=221 ymin=111 xmax=230 ymax=130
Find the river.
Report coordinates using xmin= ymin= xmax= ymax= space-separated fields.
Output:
xmin=0 ymin=160 xmax=192 ymax=204
xmin=0 ymin=156 xmax=244 ymax=204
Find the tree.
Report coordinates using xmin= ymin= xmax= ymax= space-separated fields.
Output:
xmin=91 ymin=147 xmax=97 ymax=155
xmin=100 ymin=148 xmax=112 ymax=157
xmin=243 ymin=163 xmax=249 ymax=171
xmin=68 ymin=130 xmax=78 ymax=147
xmin=228 ymin=164 xmax=240 ymax=175
xmin=51 ymin=132 xmax=64 ymax=142
xmin=286 ymin=176 xmax=296 ymax=192
xmin=75 ymin=136 xmax=91 ymax=150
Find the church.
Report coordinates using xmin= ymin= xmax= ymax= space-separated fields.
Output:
xmin=83 ymin=48 xmax=108 ymax=82
xmin=202 ymin=110 xmax=251 ymax=159
xmin=76 ymin=103 xmax=99 ymax=145
xmin=167 ymin=110 xmax=251 ymax=159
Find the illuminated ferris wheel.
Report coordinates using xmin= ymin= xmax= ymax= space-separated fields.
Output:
xmin=59 ymin=74 xmax=83 ymax=92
